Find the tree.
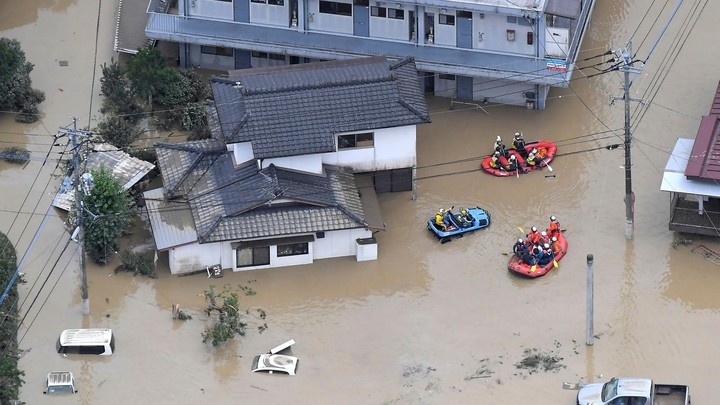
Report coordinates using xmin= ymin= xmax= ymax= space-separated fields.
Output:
xmin=202 ymin=285 xmax=247 ymax=347
xmin=96 ymin=115 xmax=142 ymax=149
xmin=99 ymin=59 xmax=142 ymax=122
xmin=0 ymin=38 xmax=45 ymax=123
xmin=125 ymin=46 xmax=168 ymax=111
xmin=81 ymin=167 xmax=134 ymax=264
xmin=0 ymin=231 xmax=24 ymax=402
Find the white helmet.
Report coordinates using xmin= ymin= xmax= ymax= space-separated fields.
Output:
xmin=544 ymin=243 xmax=550 ymax=249
xmin=531 ymin=226 xmax=538 ymax=232
xmin=509 ymin=155 xmax=516 ymax=160
xmin=518 ymin=238 xmax=523 ymax=243
xmin=514 ymin=132 xmax=520 ymax=138
xmin=531 ymin=148 xmax=538 ymax=154
xmin=528 ymin=153 xmax=535 ymax=159
xmin=550 ymin=215 xmax=556 ymax=221
xmin=496 ymin=136 xmax=501 ymax=142
xmin=551 ymin=236 xmax=557 ymax=242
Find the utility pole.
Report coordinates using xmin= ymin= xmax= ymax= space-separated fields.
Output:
xmin=611 ymin=41 xmax=643 ymax=240
xmin=66 ymin=118 xmax=91 ymax=315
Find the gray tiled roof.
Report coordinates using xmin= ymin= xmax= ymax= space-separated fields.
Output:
xmin=155 ymin=139 xmax=228 ymax=199
xmin=189 ymin=163 xmax=367 ymax=243
xmin=209 ymin=56 xmax=430 ymax=158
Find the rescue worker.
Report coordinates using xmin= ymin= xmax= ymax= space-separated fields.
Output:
xmin=551 ymin=236 xmax=562 ymax=256
xmin=539 ymin=231 xmax=550 ymax=245
xmin=526 ymin=148 xmax=539 ymax=167
xmin=461 ymin=208 xmax=474 ymax=223
xmin=454 ymin=209 xmax=470 ymax=228
xmin=523 ymin=245 xmax=539 ymax=265
xmin=506 ymin=154 xmax=518 ymax=172
xmin=512 ymin=132 xmax=528 ymax=158
xmin=489 ymin=152 xmax=501 ymax=169
xmin=434 ymin=209 xmax=447 ymax=231
xmin=547 ymin=215 xmax=560 ymax=238
xmin=537 ymin=243 xmax=554 ymax=266
xmin=526 ymin=226 xmax=541 ymax=245
xmin=493 ymin=136 xmax=507 ymax=157
xmin=513 ymin=238 xmax=527 ymax=255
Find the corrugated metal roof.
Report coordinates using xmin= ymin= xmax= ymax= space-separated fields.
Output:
xmin=209 ymin=56 xmax=430 ymax=159
xmin=143 ymin=187 xmax=198 ymax=250
xmin=52 ymin=144 xmax=155 ymax=211
xmin=114 ymin=0 xmax=170 ymax=54
xmin=661 ymin=138 xmax=720 ymax=198
xmin=545 ymin=0 xmax=581 ymax=19
xmin=685 ymin=81 xmax=720 ymax=180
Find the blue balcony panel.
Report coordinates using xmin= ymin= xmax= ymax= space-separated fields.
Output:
xmin=146 ymin=13 xmax=573 ymax=87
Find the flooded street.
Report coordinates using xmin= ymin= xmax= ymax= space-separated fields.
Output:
xmin=3 ymin=0 xmax=720 ymax=403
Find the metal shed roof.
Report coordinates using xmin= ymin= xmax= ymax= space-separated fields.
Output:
xmin=143 ymin=187 xmax=198 ymax=251
xmin=685 ymin=80 xmax=720 ymax=180
xmin=661 ymin=138 xmax=720 ymax=198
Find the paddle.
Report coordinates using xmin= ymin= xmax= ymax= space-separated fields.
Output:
xmin=518 ymin=226 xmax=524 ymax=233
xmin=541 ymin=158 xmax=553 ymax=172
xmin=530 ymin=264 xmax=537 ymax=273
xmin=554 ymin=259 xmax=558 ymax=268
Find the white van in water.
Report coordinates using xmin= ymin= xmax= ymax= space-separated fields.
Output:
xmin=56 ymin=328 xmax=114 ymax=355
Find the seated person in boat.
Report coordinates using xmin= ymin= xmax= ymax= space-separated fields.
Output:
xmin=506 ymin=154 xmax=519 ymax=172
xmin=493 ymin=136 xmax=508 ymax=157
xmin=537 ymin=243 xmax=555 ymax=266
xmin=526 ymin=149 xmax=539 ymax=168
xmin=513 ymin=238 xmax=528 ymax=256
xmin=461 ymin=208 xmax=474 ymax=222
xmin=489 ymin=152 xmax=502 ymax=169
xmin=454 ymin=209 xmax=474 ymax=228
xmin=551 ymin=236 xmax=563 ymax=256
xmin=547 ymin=215 xmax=560 ymax=238
xmin=511 ymin=132 xmax=528 ymax=158
xmin=434 ymin=210 xmax=447 ymax=231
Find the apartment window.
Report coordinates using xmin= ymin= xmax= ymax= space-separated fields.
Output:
xmin=268 ymin=0 xmax=284 ymax=5
xmin=338 ymin=132 xmax=374 ymax=149
xmin=319 ymin=1 xmax=352 ymax=16
xmin=214 ymin=0 xmax=232 ymax=2
xmin=251 ymin=0 xmax=266 ymax=3
xmin=252 ymin=51 xmax=269 ymax=58
xmin=201 ymin=46 xmax=234 ymax=57
xmin=371 ymin=6 xmax=386 ymax=17
xmin=438 ymin=74 xmax=456 ymax=80
xmin=506 ymin=16 xmax=517 ymax=24
xmin=439 ymin=14 xmax=454 ymax=26
xmin=236 ymin=246 xmax=270 ymax=268
xmin=269 ymin=53 xmax=285 ymax=60
xmin=388 ymin=8 xmax=404 ymax=19
xmin=277 ymin=242 xmax=309 ymax=257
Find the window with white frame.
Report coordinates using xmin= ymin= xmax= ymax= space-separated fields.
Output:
xmin=236 ymin=246 xmax=270 ymax=267
xmin=277 ymin=242 xmax=309 ymax=257
xmin=338 ymin=132 xmax=374 ymax=149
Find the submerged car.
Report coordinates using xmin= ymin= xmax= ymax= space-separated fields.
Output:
xmin=43 ymin=371 xmax=77 ymax=394
xmin=251 ymin=339 xmax=298 ymax=376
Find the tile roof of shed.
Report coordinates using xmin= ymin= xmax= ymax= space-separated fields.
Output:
xmin=685 ymin=80 xmax=720 ymax=181
xmin=208 ymin=56 xmax=430 ymax=158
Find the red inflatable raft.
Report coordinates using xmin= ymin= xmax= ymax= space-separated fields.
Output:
xmin=507 ymin=232 xmax=568 ymax=278
xmin=480 ymin=140 xmax=557 ymax=177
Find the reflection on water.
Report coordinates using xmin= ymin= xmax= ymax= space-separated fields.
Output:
xmin=2 ymin=0 xmax=720 ymax=403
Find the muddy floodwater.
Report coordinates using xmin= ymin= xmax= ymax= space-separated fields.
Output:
xmin=2 ymin=1 xmax=720 ymax=404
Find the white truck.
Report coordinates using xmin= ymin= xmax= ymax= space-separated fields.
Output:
xmin=576 ymin=377 xmax=690 ymax=405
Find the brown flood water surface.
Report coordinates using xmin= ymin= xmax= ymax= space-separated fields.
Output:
xmin=3 ymin=1 xmax=720 ymax=404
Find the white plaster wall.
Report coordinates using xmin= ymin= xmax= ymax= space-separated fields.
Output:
xmin=313 ymin=228 xmax=371 ymax=259
xmin=168 ymin=241 xmax=225 ymax=275
xmin=472 ymin=76 xmax=530 ymax=106
xmin=432 ymin=10 xmax=456 ymax=46
xmin=233 ymin=142 xmax=255 ymax=165
xmin=474 ymin=13 xmax=534 ymax=55
xmin=251 ymin=56 xmax=287 ymax=67
xmin=321 ymin=126 xmax=416 ymax=171
xmin=434 ymin=74 xmax=456 ymax=98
